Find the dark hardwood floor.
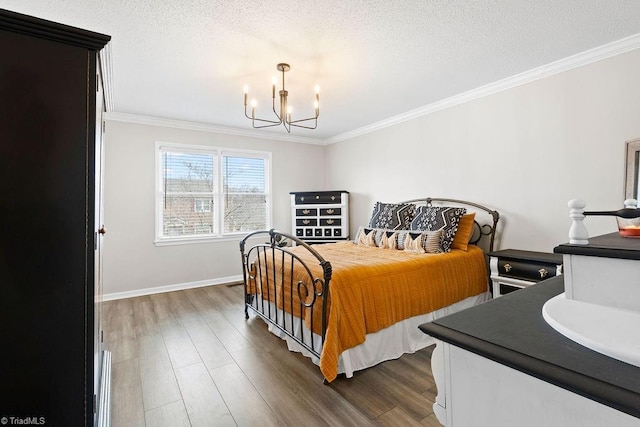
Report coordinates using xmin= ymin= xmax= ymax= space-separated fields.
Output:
xmin=104 ymin=284 xmax=442 ymax=426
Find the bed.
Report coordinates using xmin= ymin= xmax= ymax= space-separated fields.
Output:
xmin=239 ymin=197 xmax=500 ymax=383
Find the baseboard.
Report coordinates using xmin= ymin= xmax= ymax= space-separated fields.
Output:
xmin=103 ymin=275 xmax=243 ymax=301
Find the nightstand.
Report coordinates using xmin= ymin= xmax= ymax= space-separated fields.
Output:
xmin=489 ymin=249 xmax=563 ymax=297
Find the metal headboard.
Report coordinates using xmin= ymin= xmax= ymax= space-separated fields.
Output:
xmin=400 ymin=197 xmax=500 ymax=252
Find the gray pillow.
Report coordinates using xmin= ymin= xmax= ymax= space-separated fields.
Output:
xmin=368 ymin=202 xmax=416 ymax=230
xmin=410 ymin=206 xmax=466 ymax=252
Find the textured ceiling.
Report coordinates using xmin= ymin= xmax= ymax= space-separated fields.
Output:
xmin=4 ymin=1 xmax=640 ymax=141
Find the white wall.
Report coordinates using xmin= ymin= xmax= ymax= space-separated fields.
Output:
xmin=325 ymin=49 xmax=640 ymax=252
xmin=103 ymin=49 xmax=640 ymax=298
xmin=102 ymin=120 xmax=325 ymax=298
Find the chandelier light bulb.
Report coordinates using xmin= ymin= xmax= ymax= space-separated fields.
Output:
xmin=243 ymin=84 xmax=249 ymax=94
xmin=315 ymin=85 xmax=320 ymax=94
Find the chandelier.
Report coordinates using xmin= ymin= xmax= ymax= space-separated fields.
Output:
xmin=243 ymin=63 xmax=319 ymax=133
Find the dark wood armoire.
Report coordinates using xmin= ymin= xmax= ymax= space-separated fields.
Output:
xmin=0 ymin=9 xmax=111 ymax=426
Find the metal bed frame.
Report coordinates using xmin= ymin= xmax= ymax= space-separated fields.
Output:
xmin=239 ymin=197 xmax=500 ymax=380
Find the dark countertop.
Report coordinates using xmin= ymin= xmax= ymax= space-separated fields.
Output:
xmin=488 ymin=249 xmax=563 ymax=264
xmin=555 ymin=232 xmax=640 ymax=260
xmin=419 ymin=276 xmax=640 ymax=419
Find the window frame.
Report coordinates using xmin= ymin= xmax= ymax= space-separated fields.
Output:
xmin=154 ymin=141 xmax=272 ymax=246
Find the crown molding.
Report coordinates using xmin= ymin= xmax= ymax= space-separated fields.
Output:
xmin=104 ymin=33 xmax=640 ymax=146
xmin=104 ymin=112 xmax=326 ymax=145
xmin=99 ymin=42 xmax=114 ymax=112
xmin=324 ymin=32 xmax=640 ymax=145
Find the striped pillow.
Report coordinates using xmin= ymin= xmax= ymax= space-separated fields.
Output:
xmin=421 ymin=230 xmax=442 ymax=253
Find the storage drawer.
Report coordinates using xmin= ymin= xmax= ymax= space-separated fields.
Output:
xmin=499 ymin=282 xmax=525 ymax=295
xmin=306 ymin=239 xmax=345 ymax=245
xmin=296 ymin=218 xmax=317 ymax=227
xmin=489 ymin=249 xmax=563 ymax=298
xmin=497 ymin=259 xmax=560 ymax=281
xmin=296 ymin=208 xmax=317 ymax=216
xmin=320 ymin=218 xmax=341 ymax=226
xmin=292 ymin=191 xmax=343 ymax=205
xmin=320 ymin=207 xmax=341 ymax=216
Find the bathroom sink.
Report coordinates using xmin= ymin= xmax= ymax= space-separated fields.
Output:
xmin=542 ymin=293 xmax=640 ymax=368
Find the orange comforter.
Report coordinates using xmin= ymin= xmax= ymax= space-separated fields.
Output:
xmin=249 ymin=241 xmax=488 ymax=382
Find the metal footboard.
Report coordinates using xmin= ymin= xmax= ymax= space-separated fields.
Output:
xmin=240 ymin=229 xmax=332 ymax=364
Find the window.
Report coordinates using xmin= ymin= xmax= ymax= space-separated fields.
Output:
xmin=194 ymin=199 xmax=211 ymax=213
xmin=156 ymin=142 xmax=271 ymax=244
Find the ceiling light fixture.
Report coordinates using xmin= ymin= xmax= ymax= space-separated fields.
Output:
xmin=243 ymin=63 xmax=319 ymax=133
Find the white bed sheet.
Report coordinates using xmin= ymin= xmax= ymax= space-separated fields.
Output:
xmin=253 ymin=291 xmax=490 ymax=378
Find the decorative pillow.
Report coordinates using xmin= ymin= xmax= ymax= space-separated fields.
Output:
xmin=352 ymin=226 xmax=374 ymax=243
xmin=404 ymin=232 xmax=426 ymax=254
xmin=394 ymin=230 xmax=416 ymax=251
xmin=373 ymin=229 xmax=398 ymax=247
xmin=360 ymin=228 xmax=441 ymax=252
xmin=421 ymin=230 xmax=442 ymax=253
xmin=352 ymin=226 xmax=365 ymax=243
xmin=356 ymin=227 xmax=377 ymax=247
xmin=368 ymin=202 xmax=416 ymax=230
xmin=452 ymin=213 xmax=476 ymax=251
xmin=379 ymin=231 xmax=398 ymax=249
xmin=410 ymin=206 xmax=466 ymax=252
xmin=373 ymin=228 xmax=411 ymax=250
xmin=396 ymin=229 xmax=441 ymax=253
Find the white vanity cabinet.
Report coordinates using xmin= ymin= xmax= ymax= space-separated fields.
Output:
xmin=430 ymin=340 xmax=639 ymax=427
xmin=420 ymin=277 xmax=640 ymax=427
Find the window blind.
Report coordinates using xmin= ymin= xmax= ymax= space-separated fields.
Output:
xmin=157 ymin=143 xmax=270 ymax=242
xmin=222 ymin=155 xmax=267 ymax=233
xmin=161 ymin=149 xmax=216 ymax=237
